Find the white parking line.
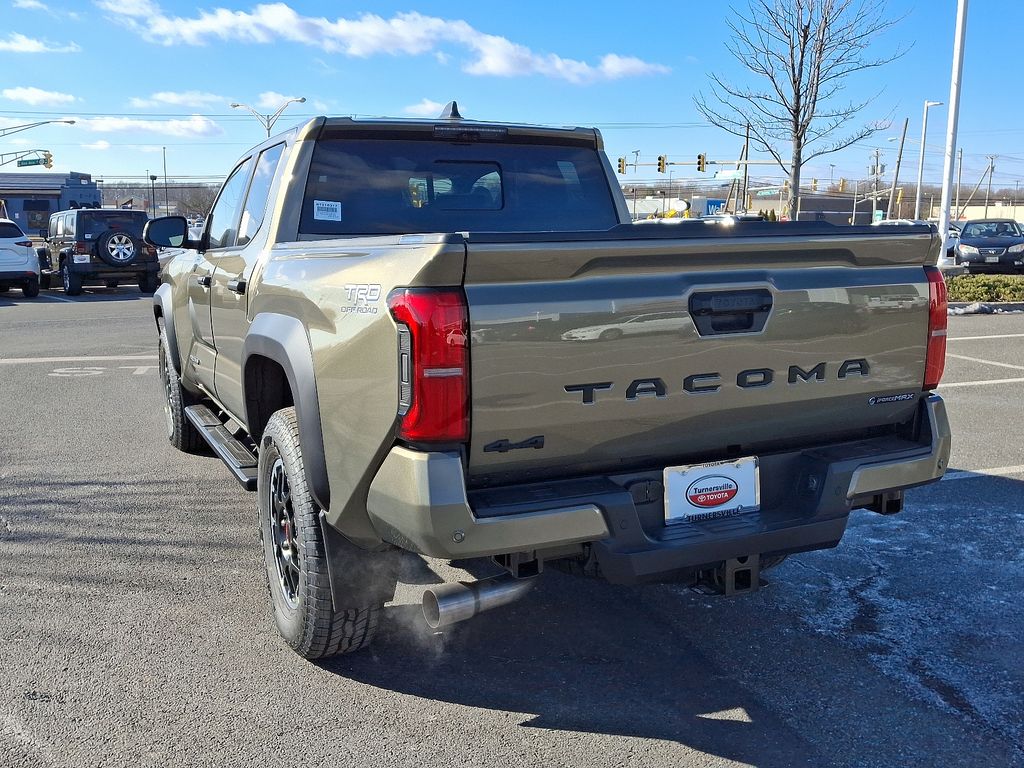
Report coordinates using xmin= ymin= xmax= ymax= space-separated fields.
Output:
xmin=938 ymin=377 xmax=1024 ymax=388
xmin=0 ymin=355 xmax=155 ymax=365
xmin=943 ymin=465 xmax=1024 ymax=482
xmin=945 ymin=353 xmax=1024 ymax=372
xmin=947 ymin=333 xmax=1024 ymax=341
xmin=36 ymin=294 xmax=77 ymax=304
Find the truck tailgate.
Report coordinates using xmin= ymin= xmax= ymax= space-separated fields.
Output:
xmin=463 ymin=228 xmax=937 ymax=484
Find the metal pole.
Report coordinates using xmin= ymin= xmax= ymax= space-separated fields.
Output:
xmin=852 ymin=181 xmax=858 ymax=224
xmin=984 ymin=156 xmax=995 ymax=218
xmin=871 ymin=149 xmax=880 ymax=221
xmin=163 ymin=147 xmax=170 ymax=216
xmin=888 ymin=118 xmax=909 ymax=219
xmin=742 ymin=123 xmax=750 ymax=211
xmin=938 ymin=0 xmax=968 ymax=246
xmin=915 ymin=101 xmax=943 ymax=219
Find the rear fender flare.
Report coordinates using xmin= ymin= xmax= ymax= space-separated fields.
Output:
xmin=243 ymin=313 xmax=330 ymax=510
xmin=153 ymin=283 xmax=180 ymax=373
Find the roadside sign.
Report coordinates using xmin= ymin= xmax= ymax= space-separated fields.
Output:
xmin=16 ymin=158 xmax=44 ymax=167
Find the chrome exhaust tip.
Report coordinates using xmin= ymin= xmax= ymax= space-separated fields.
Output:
xmin=422 ymin=575 xmax=537 ymax=629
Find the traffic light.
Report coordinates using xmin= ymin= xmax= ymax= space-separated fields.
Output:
xmin=43 ymin=151 xmax=53 ymax=169
xmin=657 ymin=155 xmax=667 ymax=173
xmin=617 ymin=157 xmax=627 ymax=174
xmin=696 ymin=153 xmax=706 ymax=172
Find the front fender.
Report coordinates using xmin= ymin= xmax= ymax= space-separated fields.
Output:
xmin=243 ymin=313 xmax=330 ymax=511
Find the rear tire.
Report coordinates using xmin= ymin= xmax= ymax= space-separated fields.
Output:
xmin=22 ymin=278 xmax=39 ymax=298
xmin=61 ymin=263 xmax=82 ymax=296
xmin=138 ymin=273 xmax=159 ymax=294
xmin=39 ymin=274 xmax=51 ymax=290
xmin=259 ymin=407 xmax=386 ymax=659
xmin=158 ymin=320 xmax=204 ymax=453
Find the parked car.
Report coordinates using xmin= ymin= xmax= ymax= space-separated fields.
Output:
xmin=0 ymin=218 xmax=39 ymax=297
xmin=37 ymin=208 xmax=160 ymax=295
xmin=954 ymin=219 xmax=1024 ymax=273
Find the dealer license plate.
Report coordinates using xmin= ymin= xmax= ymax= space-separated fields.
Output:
xmin=664 ymin=457 xmax=760 ymax=524
xmin=986 ymin=256 xmax=1000 ymax=263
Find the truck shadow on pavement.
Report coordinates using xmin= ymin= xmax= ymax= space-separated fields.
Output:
xmin=328 ymin=566 xmax=820 ymax=767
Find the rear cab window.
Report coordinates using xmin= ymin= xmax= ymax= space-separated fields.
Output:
xmin=299 ymin=137 xmax=619 ymax=235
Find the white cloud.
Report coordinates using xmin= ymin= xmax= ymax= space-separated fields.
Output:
xmin=94 ymin=3 xmax=669 ymax=83
xmin=129 ymin=90 xmax=226 ymax=108
xmin=82 ymin=140 xmax=111 ymax=150
xmin=0 ymin=32 xmax=79 ymax=52
xmin=403 ymin=99 xmax=443 ymax=117
xmin=13 ymin=0 xmax=48 ymax=10
xmin=2 ymin=86 xmax=76 ymax=105
xmin=254 ymin=91 xmax=303 ymax=110
xmin=74 ymin=114 xmax=223 ymax=138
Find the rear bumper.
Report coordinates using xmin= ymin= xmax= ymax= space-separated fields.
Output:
xmin=365 ymin=395 xmax=950 ymax=584
xmin=0 ymin=269 xmax=37 ymax=284
xmin=64 ymin=260 xmax=159 ymax=278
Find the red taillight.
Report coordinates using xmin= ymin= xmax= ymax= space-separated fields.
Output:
xmin=387 ymin=288 xmax=469 ymax=443
xmin=924 ymin=266 xmax=947 ymax=390
xmin=146 ymin=246 xmax=157 ymax=257
xmin=14 ymin=240 xmax=32 ymax=248
xmin=74 ymin=241 xmax=89 ymax=254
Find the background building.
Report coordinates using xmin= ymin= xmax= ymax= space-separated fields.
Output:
xmin=0 ymin=172 xmax=102 ymax=234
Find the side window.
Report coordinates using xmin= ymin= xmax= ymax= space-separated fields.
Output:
xmin=66 ymin=214 xmax=75 ymax=237
xmin=55 ymin=216 xmax=64 ymax=237
xmin=207 ymin=158 xmax=254 ymax=249
xmin=49 ymin=217 xmax=58 ymax=238
xmin=237 ymin=143 xmax=285 ymax=247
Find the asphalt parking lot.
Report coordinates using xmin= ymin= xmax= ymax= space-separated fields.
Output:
xmin=1 ymin=288 xmax=1022 ymax=768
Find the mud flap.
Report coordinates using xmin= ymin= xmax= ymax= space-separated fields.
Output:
xmin=320 ymin=512 xmax=400 ymax=609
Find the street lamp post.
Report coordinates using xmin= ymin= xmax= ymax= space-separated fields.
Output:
xmin=0 ymin=119 xmax=75 ymax=139
xmin=915 ymin=100 xmax=943 ymax=219
xmin=149 ymin=174 xmax=158 ymax=218
xmin=230 ymin=97 xmax=306 ymax=137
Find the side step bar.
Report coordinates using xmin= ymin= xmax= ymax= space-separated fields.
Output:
xmin=184 ymin=405 xmax=259 ymax=491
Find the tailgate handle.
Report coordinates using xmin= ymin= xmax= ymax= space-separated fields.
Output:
xmin=688 ymin=289 xmax=772 ymax=336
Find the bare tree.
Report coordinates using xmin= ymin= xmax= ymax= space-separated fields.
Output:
xmin=694 ymin=0 xmax=905 ymax=217
xmin=176 ymin=185 xmax=218 ymax=219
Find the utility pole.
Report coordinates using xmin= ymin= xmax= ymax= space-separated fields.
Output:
xmin=938 ymin=0 xmax=968 ymax=246
xmin=742 ymin=124 xmax=750 ymax=212
xmin=984 ymin=155 xmax=996 ymax=218
xmin=870 ymin=148 xmax=883 ymax=221
xmin=888 ymin=118 xmax=909 ymax=219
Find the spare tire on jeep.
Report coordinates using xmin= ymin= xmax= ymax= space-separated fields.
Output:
xmin=96 ymin=230 xmax=140 ymax=267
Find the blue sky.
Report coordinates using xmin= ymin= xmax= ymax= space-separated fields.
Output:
xmin=0 ymin=0 xmax=1019 ymax=193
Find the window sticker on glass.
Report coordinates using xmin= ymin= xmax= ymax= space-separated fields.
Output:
xmin=314 ymin=200 xmax=343 ymax=221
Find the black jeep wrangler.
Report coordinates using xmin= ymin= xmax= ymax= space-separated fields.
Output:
xmin=38 ymin=208 xmax=159 ymax=295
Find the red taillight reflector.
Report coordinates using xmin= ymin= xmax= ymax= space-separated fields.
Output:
xmin=14 ymin=240 xmax=32 ymax=247
xmin=74 ymin=241 xmax=89 ymax=254
xmin=387 ymin=288 xmax=469 ymax=443
xmin=924 ymin=266 xmax=947 ymax=390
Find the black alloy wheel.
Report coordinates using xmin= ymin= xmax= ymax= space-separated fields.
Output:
xmin=268 ymin=457 xmax=301 ymax=609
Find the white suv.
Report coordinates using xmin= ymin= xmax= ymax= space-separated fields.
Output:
xmin=0 ymin=218 xmax=39 ymax=298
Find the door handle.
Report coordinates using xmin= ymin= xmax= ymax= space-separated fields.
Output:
xmin=227 ymin=278 xmax=247 ymax=295
xmin=196 ymin=274 xmax=212 ymax=288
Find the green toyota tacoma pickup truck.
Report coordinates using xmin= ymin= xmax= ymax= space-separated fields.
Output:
xmin=145 ymin=105 xmax=951 ymax=659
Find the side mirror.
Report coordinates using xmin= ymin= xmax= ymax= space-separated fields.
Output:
xmin=144 ymin=216 xmax=195 ymax=249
